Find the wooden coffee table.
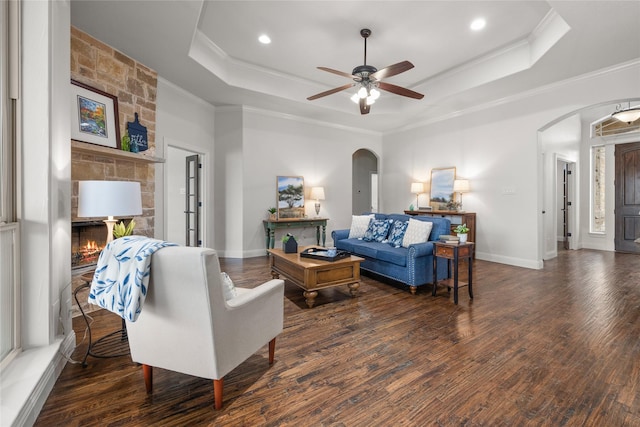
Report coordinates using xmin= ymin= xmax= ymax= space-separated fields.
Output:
xmin=268 ymin=247 xmax=364 ymax=308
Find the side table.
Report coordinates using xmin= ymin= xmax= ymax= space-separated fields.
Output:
xmin=74 ymin=272 xmax=129 ymax=367
xmin=432 ymin=242 xmax=474 ymax=304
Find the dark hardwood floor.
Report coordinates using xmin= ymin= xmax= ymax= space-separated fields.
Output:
xmin=36 ymin=249 xmax=640 ymax=426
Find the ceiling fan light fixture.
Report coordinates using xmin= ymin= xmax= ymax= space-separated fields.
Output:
xmin=612 ymin=103 xmax=640 ymax=124
xmin=370 ymin=88 xmax=380 ymax=100
xmin=350 ymin=93 xmax=360 ymax=104
xmin=366 ymin=96 xmax=376 ymax=106
xmin=358 ymin=86 xmax=368 ymax=99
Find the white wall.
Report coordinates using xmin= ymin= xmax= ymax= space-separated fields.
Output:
xmin=155 ymin=78 xmax=215 ymax=247
xmin=241 ymin=109 xmax=382 ymax=257
xmin=382 ymin=60 xmax=640 ymax=269
xmin=3 ymin=2 xmax=75 ymax=426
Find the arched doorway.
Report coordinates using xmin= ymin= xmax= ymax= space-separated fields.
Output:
xmin=352 ymin=149 xmax=378 ymax=215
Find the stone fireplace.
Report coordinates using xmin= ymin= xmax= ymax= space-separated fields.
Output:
xmin=70 ymin=27 xmax=161 ymax=271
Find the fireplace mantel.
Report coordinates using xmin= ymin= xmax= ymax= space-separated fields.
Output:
xmin=71 ymin=140 xmax=164 ymax=163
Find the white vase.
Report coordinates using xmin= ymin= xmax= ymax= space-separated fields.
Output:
xmin=458 ymin=233 xmax=468 ymax=243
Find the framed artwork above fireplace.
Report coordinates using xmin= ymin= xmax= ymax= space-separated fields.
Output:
xmin=70 ymin=79 xmax=121 ymax=149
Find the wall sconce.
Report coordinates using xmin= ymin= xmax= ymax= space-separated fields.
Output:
xmin=453 ymin=179 xmax=470 ymax=211
xmin=410 ymin=182 xmax=424 ymax=208
xmin=309 ymin=186 xmax=325 ymax=216
xmin=78 ymin=180 xmax=143 ymax=244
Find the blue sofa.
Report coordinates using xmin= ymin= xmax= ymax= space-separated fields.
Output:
xmin=331 ymin=213 xmax=450 ymax=294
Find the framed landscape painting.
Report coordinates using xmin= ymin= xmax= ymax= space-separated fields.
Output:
xmin=277 ymin=176 xmax=305 ymax=218
xmin=430 ymin=167 xmax=456 ymax=207
xmin=70 ymin=80 xmax=120 ymax=149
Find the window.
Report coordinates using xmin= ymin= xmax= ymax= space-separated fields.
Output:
xmin=0 ymin=0 xmax=20 ymax=367
xmin=591 ymin=145 xmax=606 ymax=233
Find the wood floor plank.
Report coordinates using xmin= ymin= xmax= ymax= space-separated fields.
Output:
xmin=35 ymin=248 xmax=640 ymax=426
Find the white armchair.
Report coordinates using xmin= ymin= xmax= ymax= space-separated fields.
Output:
xmin=125 ymin=246 xmax=284 ymax=410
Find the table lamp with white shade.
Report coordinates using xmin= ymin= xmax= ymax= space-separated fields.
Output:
xmin=77 ymin=180 xmax=143 ymax=244
xmin=410 ymin=182 xmax=424 ymax=209
xmin=310 ymin=186 xmax=325 ymax=216
xmin=453 ymin=179 xmax=470 ymax=211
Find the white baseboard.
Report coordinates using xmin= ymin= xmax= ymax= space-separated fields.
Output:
xmin=476 ymin=251 xmax=543 ymax=270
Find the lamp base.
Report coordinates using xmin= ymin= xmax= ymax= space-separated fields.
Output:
xmin=104 ymin=216 xmax=117 ymax=244
xmin=314 ymin=202 xmax=321 ymax=216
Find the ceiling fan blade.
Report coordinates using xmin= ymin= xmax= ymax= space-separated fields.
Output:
xmin=359 ymin=98 xmax=370 ymax=115
xmin=370 ymin=60 xmax=414 ymax=81
xmin=307 ymin=83 xmax=354 ymax=101
xmin=317 ymin=67 xmax=357 ymax=79
xmin=377 ymin=81 xmax=424 ymax=100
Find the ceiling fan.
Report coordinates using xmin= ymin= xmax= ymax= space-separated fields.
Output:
xmin=307 ymin=28 xmax=424 ymax=115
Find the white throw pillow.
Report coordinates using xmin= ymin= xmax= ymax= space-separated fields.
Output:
xmin=220 ymin=272 xmax=237 ymax=300
xmin=402 ymin=218 xmax=433 ymax=248
xmin=348 ymin=214 xmax=375 ymax=239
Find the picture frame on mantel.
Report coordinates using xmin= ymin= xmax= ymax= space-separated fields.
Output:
xmin=70 ymin=79 xmax=120 ymax=149
xmin=429 ymin=167 xmax=456 ymax=208
xmin=277 ymin=176 xmax=305 ymax=219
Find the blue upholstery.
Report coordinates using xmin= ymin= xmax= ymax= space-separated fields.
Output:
xmin=332 ymin=213 xmax=450 ymax=291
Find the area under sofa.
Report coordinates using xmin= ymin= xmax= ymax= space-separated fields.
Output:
xmin=331 ymin=213 xmax=451 ymax=294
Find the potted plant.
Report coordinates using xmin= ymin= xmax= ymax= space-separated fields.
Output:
xmin=453 ymin=223 xmax=469 ymax=243
xmin=282 ymin=233 xmax=298 ymax=253
xmin=113 ymin=219 xmax=136 ymax=239
xmin=267 ymin=207 xmax=277 ymax=220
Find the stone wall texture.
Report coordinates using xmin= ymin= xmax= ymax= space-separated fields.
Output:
xmin=70 ymin=26 xmax=158 ymax=237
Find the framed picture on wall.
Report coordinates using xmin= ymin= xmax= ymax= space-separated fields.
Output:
xmin=429 ymin=167 xmax=456 ymax=207
xmin=277 ymin=176 xmax=305 ymax=218
xmin=70 ymin=79 xmax=121 ymax=149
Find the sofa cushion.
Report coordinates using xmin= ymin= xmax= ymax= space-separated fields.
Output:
xmin=352 ymin=241 xmax=380 ymax=259
xmin=348 ymin=214 xmax=374 ymax=239
xmin=363 ymin=219 xmax=392 ymax=242
xmin=388 ymin=220 xmax=408 ymax=247
xmin=402 ymin=218 xmax=433 ymax=247
xmin=375 ymin=244 xmax=407 ymax=267
xmin=334 ymin=237 xmax=359 ymax=253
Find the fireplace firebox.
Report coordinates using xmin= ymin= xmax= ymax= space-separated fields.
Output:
xmin=71 ymin=221 xmax=107 ymax=269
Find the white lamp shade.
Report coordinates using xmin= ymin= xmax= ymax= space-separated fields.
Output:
xmin=78 ymin=180 xmax=142 ymax=218
xmin=310 ymin=187 xmax=325 ymax=201
xmin=410 ymin=182 xmax=424 ymax=194
xmin=453 ymin=179 xmax=470 ymax=193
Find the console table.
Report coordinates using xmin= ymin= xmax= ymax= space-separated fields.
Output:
xmin=263 ymin=217 xmax=328 ymax=252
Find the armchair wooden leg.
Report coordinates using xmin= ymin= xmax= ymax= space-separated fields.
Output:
xmin=142 ymin=364 xmax=153 ymax=393
xmin=213 ymin=378 xmax=223 ymax=410
xmin=269 ymin=337 xmax=276 ymax=365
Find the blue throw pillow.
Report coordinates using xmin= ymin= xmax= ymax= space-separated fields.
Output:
xmin=363 ymin=219 xmax=392 ymax=242
xmin=388 ymin=220 xmax=408 ymax=247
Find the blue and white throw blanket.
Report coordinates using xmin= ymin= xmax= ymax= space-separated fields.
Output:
xmin=89 ymin=235 xmax=177 ymax=322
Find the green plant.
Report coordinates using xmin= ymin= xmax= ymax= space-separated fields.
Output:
xmin=282 ymin=233 xmax=295 ymax=243
xmin=268 ymin=207 xmax=277 ymax=214
xmin=113 ymin=219 xmax=136 ymax=239
xmin=454 ymin=223 xmax=469 ymax=234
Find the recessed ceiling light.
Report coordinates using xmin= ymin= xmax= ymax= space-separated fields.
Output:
xmin=470 ymin=18 xmax=486 ymax=31
xmin=258 ymin=34 xmax=271 ymax=44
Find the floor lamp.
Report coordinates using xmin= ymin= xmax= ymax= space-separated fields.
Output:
xmin=77 ymin=181 xmax=143 ymax=244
